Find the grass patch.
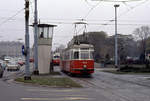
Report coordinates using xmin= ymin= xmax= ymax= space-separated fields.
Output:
xmin=37 ymin=72 xmax=61 ymax=76
xmin=15 ymin=76 xmax=82 ymax=88
xmin=49 ymin=72 xmax=61 ymax=75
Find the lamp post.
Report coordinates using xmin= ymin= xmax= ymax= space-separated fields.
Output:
xmin=114 ymin=4 xmax=119 ymax=68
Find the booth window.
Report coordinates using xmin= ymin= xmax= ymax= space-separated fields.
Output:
xmin=38 ymin=27 xmax=49 ymax=38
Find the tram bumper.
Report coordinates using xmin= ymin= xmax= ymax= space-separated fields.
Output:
xmin=71 ymin=68 xmax=94 ymax=74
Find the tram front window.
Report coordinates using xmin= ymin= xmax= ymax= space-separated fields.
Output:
xmin=74 ymin=52 xmax=79 ymax=59
xmin=54 ymin=56 xmax=60 ymax=59
xmin=81 ymin=52 xmax=89 ymax=59
xmin=90 ymin=51 xmax=94 ymax=59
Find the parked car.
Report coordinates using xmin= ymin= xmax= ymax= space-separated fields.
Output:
xmin=0 ymin=63 xmax=4 ymax=78
xmin=29 ymin=58 xmax=34 ymax=62
xmin=7 ymin=62 xmax=20 ymax=71
xmin=18 ymin=61 xmax=25 ymax=66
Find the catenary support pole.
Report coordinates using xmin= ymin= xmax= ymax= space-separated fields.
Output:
xmin=33 ymin=0 xmax=39 ymax=75
xmin=114 ymin=4 xmax=119 ymax=68
xmin=24 ymin=0 xmax=31 ymax=80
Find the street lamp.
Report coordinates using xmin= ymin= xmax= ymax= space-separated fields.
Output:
xmin=114 ymin=4 xmax=119 ymax=68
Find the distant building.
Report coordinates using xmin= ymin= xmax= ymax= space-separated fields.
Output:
xmin=0 ymin=41 xmax=23 ymax=57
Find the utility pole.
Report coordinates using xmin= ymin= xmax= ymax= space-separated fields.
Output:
xmin=114 ymin=4 xmax=119 ymax=68
xmin=33 ymin=0 xmax=39 ymax=75
xmin=24 ymin=0 xmax=31 ymax=80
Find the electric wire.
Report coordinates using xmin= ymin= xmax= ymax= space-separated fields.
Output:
xmin=0 ymin=8 xmax=24 ymax=27
xmin=68 ymin=0 xmax=101 ymax=38
xmin=85 ymin=0 xmax=95 ymax=6
xmin=84 ymin=0 xmax=101 ymax=19
xmin=122 ymin=2 xmax=133 ymax=9
xmin=99 ymin=0 xmax=149 ymax=29
xmin=119 ymin=0 xmax=149 ymax=18
xmin=91 ymin=0 xmax=143 ymax=2
xmin=46 ymin=21 xmax=150 ymax=25
xmin=34 ymin=18 xmax=150 ymax=22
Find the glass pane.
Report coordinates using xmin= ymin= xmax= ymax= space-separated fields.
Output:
xmin=74 ymin=51 xmax=79 ymax=59
xmin=47 ymin=27 xmax=49 ymax=38
xmin=54 ymin=56 xmax=60 ymax=59
xmin=81 ymin=51 xmax=89 ymax=59
xmin=48 ymin=27 xmax=53 ymax=38
xmin=71 ymin=51 xmax=73 ymax=59
xmin=90 ymin=51 xmax=94 ymax=59
xmin=43 ymin=27 xmax=47 ymax=38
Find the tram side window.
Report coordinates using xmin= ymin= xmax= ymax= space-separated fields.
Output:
xmin=64 ymin=53 xmax=67 ymax=60
xmin=71 ymin=51 xmax=73 ymax=59
xmin=74 ymin=51 xmax=79 ymax=59
xmin=66 ymin=52 xmax=69 ymax=60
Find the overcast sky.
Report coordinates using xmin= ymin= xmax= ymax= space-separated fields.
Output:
xmin=0 ymin=0 xmax=150 ymax=49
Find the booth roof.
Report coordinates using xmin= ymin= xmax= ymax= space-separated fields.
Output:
xmin=38 ymin=24 xmax=57 ymax=27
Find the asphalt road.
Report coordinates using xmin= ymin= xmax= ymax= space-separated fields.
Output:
xmin=71 ymin=68 xmax=150 ymax=101
xmin=0 ymin=65 xmax=150 ymax=101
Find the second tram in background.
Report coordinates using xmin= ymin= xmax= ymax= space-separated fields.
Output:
xmin=60 ymin=43 xmax=94 ymax=75
xmin=52 ymin=52 xmax=60 ymax=66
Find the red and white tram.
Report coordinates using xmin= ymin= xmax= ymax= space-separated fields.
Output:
xmin=52 ymin=52 xmax=60 ymax=66
xmin=60 ymin=43 xmax=94 ymax=75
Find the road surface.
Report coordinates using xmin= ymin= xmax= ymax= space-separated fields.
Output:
xmin=0 ymin=66 xmax=150 ymax=101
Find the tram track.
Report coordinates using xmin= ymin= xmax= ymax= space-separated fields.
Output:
xmin=69 ymin=74 xmax=132 ymax=101
xmin=60 ymin=67 xmax=150 ymax=89
xmin=65 ymin=71 xmax=150 ymax=101
xmin=94 ymin=72 xmax=150 ymax=89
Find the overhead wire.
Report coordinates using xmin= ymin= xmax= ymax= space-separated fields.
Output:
xmin=119 ymin=0 xmax=149 ymax=17
xmin=38 ymin=0 xmax=149 ymax=40
xmin=122 ymin=2 xmax=133 ymax=9
xmin=91 ymin=0 xmax=144 ymax=2
xmin=84 ymin=0 xmax=101 ymax=19
xmin=68 ymin=0 xmax=101 ymax=37
xmin=36 ymin=18 xmax=150 ymax=22
xmin=97 ymin=0 xmax=150 ymax=30
xmin=0 ymin=8 xmax=24 ymax=27
xmin=46 ymin=21 xmax=150 ymax=25
xmin=0 ymin=0 xmax=34 ymax=28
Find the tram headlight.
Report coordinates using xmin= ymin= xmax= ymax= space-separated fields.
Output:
xmin=83 ymin=65 xmax=87 ymax=68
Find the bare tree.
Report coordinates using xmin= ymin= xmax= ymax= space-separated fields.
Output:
xmin=133 ymin=26 xmax=150 ymax=56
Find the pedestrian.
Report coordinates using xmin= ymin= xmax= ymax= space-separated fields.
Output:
xmin=2 ymin=62 xmax=6 ymax=71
